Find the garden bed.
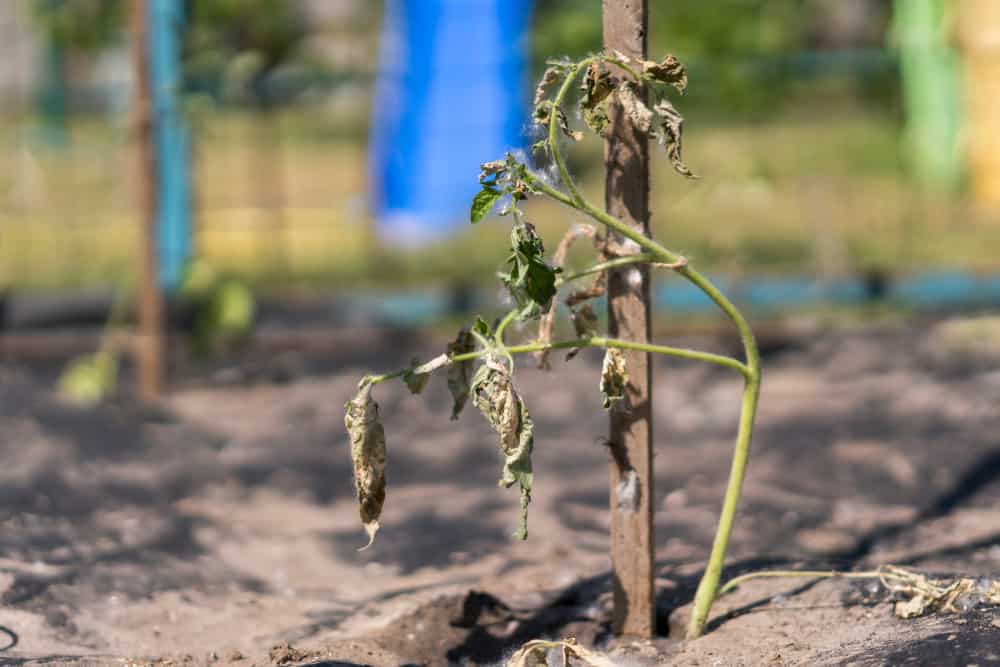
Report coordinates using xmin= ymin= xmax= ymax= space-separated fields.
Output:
xmin=1 ymin=320 xmax=998 ymax=665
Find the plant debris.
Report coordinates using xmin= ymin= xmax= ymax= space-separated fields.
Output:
xmin=506 ymin=638 xmax=617 ymax=667
xmin=881 ymin=566 xmax=1000 ymax=619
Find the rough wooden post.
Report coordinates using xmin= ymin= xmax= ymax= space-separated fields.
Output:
xmin=603 ymin=0 xmax=655 ymax=638
xmin=129 ymin=0 xmax=164 ymax=401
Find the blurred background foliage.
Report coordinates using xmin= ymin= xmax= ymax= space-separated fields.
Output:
xmin=3 ymin=0 xmax=998 ymax=294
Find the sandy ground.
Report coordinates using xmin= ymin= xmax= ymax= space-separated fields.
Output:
xmin=1 ymin=321 xmax=999 ymax=666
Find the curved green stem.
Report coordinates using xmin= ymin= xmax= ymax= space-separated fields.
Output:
xmin=546 ymin=57 xmax=597 ymax=205
xmin=529 ymin=106 xmax=763 ymax=638
xmin=365 ymin=334 xmax=748 ymax=388
xmin=718 ymin=569 xmax=882 ymax=597
xmin=556 ymin=254 xmax=657 ymax=286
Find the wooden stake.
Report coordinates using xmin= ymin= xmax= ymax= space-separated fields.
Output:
xmin=603 ymin=0 xmax=655 ymax=638
xmin=129 ymin=0 xmax=164 ymax=401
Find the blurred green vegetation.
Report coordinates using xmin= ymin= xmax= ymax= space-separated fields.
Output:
xmin=4 ymin=1 xmax=996 ymax=293
xmin=4 ymin=102 xmax=1000 ymax=291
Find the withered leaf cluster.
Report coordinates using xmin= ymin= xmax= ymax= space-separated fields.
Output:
xmin=471 ymin=354 xmax=535 ymax=539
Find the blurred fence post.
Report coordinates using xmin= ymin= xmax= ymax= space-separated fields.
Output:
xmin=603 ymin=0 xmax=655 ymax=638
xmin=892 ymin=0 xmax=963 ymax=193
xmin=130 ymin=0 xmax=164 ymax=401
xmin=956 ymin=0 xmax=1000 ymax=209
xmin=148 ymin=0 xmax=192 ymax=291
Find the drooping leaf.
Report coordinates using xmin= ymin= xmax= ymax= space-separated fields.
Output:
xmin=446 ymin=328 xmax=475 ymax=420
xmin=580 ymin=62 xmax=614 ymax=136
xmin=583 ymin=101 xmax=611 ymax=137
xmin=642 ymin=54 xmax=688 ymax=93
xmin=653 ymin=99 xmax=696 ymax=178
xmin=344 ymin=382 xmax=387 ymax=549
xmin=472 ymin=315 xmax=492 ymax=339
xmin=471 ymin=355 xmax=534 ymax=540
xmin=533 ymin=65 xmax=563 ymax=106
xmin=479 ymin=159 xmax=507 ymax=185
xmin=533 ymin=100 xmax=552 ymax=126
xmin=500 ymin=223 xmax=559 ymax=319
xmin=616 ymin=82 xmax=652 ymax=133
xmin=402 ymin=353 xmax=451 ymax=396
xmin=471 ymin=186 xmax=502 ymax=223
xmin=600 ymin=348 xmax=628 ymax=410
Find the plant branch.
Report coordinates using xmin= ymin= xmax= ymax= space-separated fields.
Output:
xmin=718 ymin=569 xmax=882 ymax=597
xmin=528 ymin=84 xmax=764 ymax=636
xmin=546 ymin=57 xmax=598 ymax=205
xmin=556 ymin=254 xmax=657 ymax=285
xmin=363 ymin=333 xmax=748 ymax=389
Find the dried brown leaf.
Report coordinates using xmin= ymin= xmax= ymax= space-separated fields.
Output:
xmin=616 ymin=82 xmax=652 ymax=133
xmin=600 ymin=348 xmax=628 ymax=410
xmin=471 ymin=355 xmax=534 ymax=539
xmin=653 ymin=98 xmax=696 ymax=178
xmin=344 ymin=383 xmax=386 ymax=549
xmin=642 ymin=54 xmax=687 ymax=93
xmin=506 ymin=638 xmax=617 ymax=667
xmin=447 ymin=329 xmax=475 ymax=419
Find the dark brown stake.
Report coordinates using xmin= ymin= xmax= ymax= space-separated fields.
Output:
xmin=603 ymin=0 xmax=655 ymax=637
xmin=129 ymin=0 xmax=164 ymax=401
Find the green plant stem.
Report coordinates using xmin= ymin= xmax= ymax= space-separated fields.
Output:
xmin=718 ymin=569 xmax=882 ymax=597
xmin=528 ymin=68 xmax=764 ymax=636
xmin=547 ymin=57 xmax=598 ymax=205
xmin=556 ymin=254 xmax=657 ymax=286
xmin=364 ymin=335 xmax=748 ymax=388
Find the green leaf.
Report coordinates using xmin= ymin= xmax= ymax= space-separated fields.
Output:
xmin=471 ymin=186 xmax=503 ymax=223
xmin=500 ymin=223 xmax=559 ymax=319
xmin=472 ymin=316 xmax=491 ymax=338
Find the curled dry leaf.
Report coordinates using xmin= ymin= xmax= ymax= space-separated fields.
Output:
xmin=581 ymin=62 xmax=614 ymax=136
xmin=616 ymin=82 xmax=652 ymax=133
xmin=880 ymin=565 xmax=1000 ymax=619
xmin=642 ymin=53 xmax=687 ymax=93
xmin=471 ymin=354 xmax=534 ymax=539
xmin=600 ymin=348 xmax=628 ymax=410
xmin=447 ymin=328 xmax=475 ymax=419
xmin=534 ymin=65 xmax=562 ymax=106
xmin=653 ymin=99 xmax=696 ymax=178
xmin=479 ymin=159 xmax=507 ymax=184
xmin=344 ymin=382 xmax=387 ymax=549
xmin=506 ymin=638 xmax=618 ymax=667
xmin=402 ymin=353 xmax=450 ymax=395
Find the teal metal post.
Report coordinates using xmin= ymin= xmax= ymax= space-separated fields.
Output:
xmin=147 ymin=0 xmax=191 ymax=291
xmin=892 ymin=0 xmax=963 ymax=192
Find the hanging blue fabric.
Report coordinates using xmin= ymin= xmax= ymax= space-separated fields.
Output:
xmin=147 ymin=0 xmax=191 ymax=291
xmin=369 ymin=0 xmax=532 ymax=245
